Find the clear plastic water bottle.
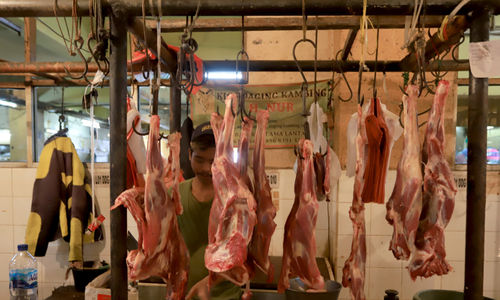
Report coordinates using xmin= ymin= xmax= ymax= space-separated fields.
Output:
xmin=9 ymin=244 xmax=38 ymax=300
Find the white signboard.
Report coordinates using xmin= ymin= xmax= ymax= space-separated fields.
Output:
xmin=266 ymin=171 xmax=280 ymax=189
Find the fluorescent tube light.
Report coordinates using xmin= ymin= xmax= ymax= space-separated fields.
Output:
xmin=0 ymin=99 xmax=17 ymax=108
xmin=207 ymin=72 xmax=243 ymax=80
xmin=81 ymin=119 xmax=101 ymax=128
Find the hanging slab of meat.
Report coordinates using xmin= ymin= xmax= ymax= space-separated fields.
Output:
xmin=361 ymin=97 xmax=391 ymax=204
xmin=342 ymin=104 xmax=368 ymax=300
xmin=313 ymin=153 xmax=328 ymax=201
xmin=163 ymin=133 xmax=183 ymax=215
xmin=111 ymin=116 xmax=189 ymax=300
xmin=278 ymin=139 xmax=325 ymax=293
xmin=238 ymin=116 xmax=254 ymax=192
xmin=409 ymin=80 xmax=457 ymax=280
xmin=386 ymin=85 xmax=423 ymax=260
xmin=205 ymin=94 xmax=257 ymax=288
xmin=346 ymin=102 xmax=403 ymax=179
xmin=248 ymin=109 xmax=277 ymax=282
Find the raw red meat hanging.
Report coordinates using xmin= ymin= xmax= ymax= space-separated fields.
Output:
xmin=248 ymin=109 xmax=277 ymax=282
xmin=238 ymin=116 xmax=254 ymax=192
xmin=278 ymin=139 xmax=325 ymax=293
xmin=342 ymin=104 xmax=368 ymax=300
xmin=205 ymin=94 xmax=257 ymax=296
xmin=409 ymin=80 xmax=457 ymax=280
xmin=111 ymin=116 xmax=189 ymax=300
xmin=386 ymin=85 xmax=423 ymax=260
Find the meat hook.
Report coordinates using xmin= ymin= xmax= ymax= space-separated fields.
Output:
xmin=333 ymin=49 xmax=353 ymax=103
xmin=239 ymin=89 xmax=256 ymax=123
xmin=319 ymin=146 xmax=328 ymax=157
xmin=131 ymin=118 xmax=149 ymax=136
xmin=229 ymin=96 xmax=237 ymax=117
xmin=398 ymin=101 xmax=431 ymax=129
xmin=294 ymin=145 xmax=305 ymax=160
xmin=87 ymin=34 xmax=109 ymax=77
xmin=64 ymin=37 xmax=91 ymax=84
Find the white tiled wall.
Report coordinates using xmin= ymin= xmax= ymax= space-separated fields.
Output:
xmin=1 ymin=166 xmax=499 ymax=300
xmin=335 ymin=170 xmax=500 ymax=300
xmin=268 ymin=169 xmax=336 ymax=259
xmin=0 ymin=167 xmax=115 ymax=299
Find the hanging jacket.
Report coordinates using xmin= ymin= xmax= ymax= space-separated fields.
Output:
xmin=25 ymin=136 xmax=103 ymax=262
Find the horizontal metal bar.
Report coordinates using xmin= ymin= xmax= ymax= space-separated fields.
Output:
xmin=0 ymin=59 xmax=470 ymax=74
xmin=148 ymin=16 xmax=445 ymax=32
xmin=0 ymin=0 xmax=499 ymax=17
xmin=457 ymin=77 xmax=500 ymax=85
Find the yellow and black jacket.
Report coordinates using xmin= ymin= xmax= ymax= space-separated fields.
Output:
xmin=25 ymin=136 xmax=103 ymax=261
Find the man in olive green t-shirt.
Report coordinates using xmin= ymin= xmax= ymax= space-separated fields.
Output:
xmin=180 ymin=122 xmax=242 ymax=300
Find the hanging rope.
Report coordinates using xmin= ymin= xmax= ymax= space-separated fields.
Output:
xmin=372 ymin=26 xmax=380 ymax=99
xmin=313 ymin=15 xmax=318 ymax=104
xmin=53 ymin=0 xmax=75 ymax=55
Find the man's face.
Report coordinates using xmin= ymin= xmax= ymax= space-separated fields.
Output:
xmin=190 ymin=146 xmax=216 ymax=185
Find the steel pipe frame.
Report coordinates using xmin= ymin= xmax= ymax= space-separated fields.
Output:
xmin=109 ymin=9 xmax=128 ymax=300
xmin=1 ymin=0 xmax=500 ymax=17
xmin=0 ymin=1 xmax=494 ymax=299
xmin=465 ymin=7 xmax=490 ymax=300
xmin=147 ymin=15 xmax=445 ymax=32
xmin=0 ymin=59 xmax=470 ymax=74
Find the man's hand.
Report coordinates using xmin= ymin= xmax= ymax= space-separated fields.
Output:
xmin=186 ymin=276 xmax=210 ymax=300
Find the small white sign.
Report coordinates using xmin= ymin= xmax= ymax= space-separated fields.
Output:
xmin=454 ymin=175 xmax=467 ymax=190
xmin=469 ymin=40 xmax=500 ymax=78
xmin=94 ymin=174 xmax=110 ymax=186
xmin=266 ymin=171 xmax=280 ymax=189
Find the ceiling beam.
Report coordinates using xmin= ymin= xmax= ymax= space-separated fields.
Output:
xmin=0 ymin=0 xmax=499 ymax=17
xmin=341 ymin=29 xmax=359 ymax=61
xmin=400 ymin=15 xmax=469 ymax=70
xmin=147 ymin=16 xmax=445 ymax=32
xmin=0 ymin=59 xmax=470 ymax=74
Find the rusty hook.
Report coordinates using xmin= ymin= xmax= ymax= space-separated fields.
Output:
xmin=294 ymin=145 xmax=305 ymax=160
xmin=131 ymin=118 xmax=149 ymax=136
xmin=239 ymin=89 xmax=255 ymax=123
xmin=65 ymin=37 xmax=91 ymax=84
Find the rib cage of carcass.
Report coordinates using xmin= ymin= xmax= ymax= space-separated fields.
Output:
xmin=205 ymin=94 xmax=258 ymax=297
xmin=111 ymin=115 xmax=189 ymax=300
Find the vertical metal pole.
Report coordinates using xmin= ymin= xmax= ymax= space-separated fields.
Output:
xmin=170 ymin=81 xmax=182 ymax=133
xmin=109 ymin=11 xmax=128 ymax=300
xmin=465 ymin=7 xmax=490 ymax=300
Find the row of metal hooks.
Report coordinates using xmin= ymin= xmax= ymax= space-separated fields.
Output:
xmin=50 ymin=0 xmax=110 ymax=84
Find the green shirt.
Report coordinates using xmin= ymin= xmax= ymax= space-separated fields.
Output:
xmin=177 ymin=178 xmax=242 ymax=300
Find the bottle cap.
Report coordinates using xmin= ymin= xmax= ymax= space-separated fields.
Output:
xmin=17 ymin=244 xmax=28 ymax=251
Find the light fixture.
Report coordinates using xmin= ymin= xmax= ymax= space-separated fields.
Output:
xmin=81 ymin=119 xmax=101 ymax=128
xmin=0 ymin=99 xmax=18 ymax=108
xmin=207 ymin=72 xmax=243 ymax=80
xmin=46 ymin=128 xmax=57 ymax=134
xmin=0 ymin=129 xmax=11 ymax=144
